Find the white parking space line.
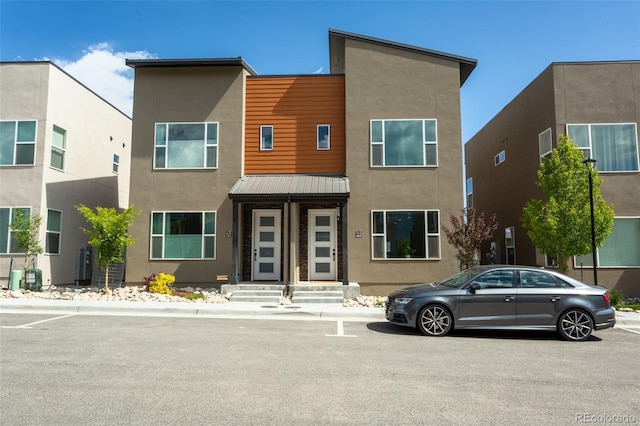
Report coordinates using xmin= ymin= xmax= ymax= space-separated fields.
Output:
xmin=618 ymin=327 xmax=640 ymax=335
xmin=1 ymin=313 xmax=77 ymax=329
xmin=325 ymin=320 xmax=357 ymax=337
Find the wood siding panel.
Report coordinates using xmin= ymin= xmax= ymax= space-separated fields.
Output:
xmin=245 ymin=76 xmax=345 ymax=174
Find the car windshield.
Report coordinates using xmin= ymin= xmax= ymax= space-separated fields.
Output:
xmin=437 ymin=268 xmax=483 ymax=288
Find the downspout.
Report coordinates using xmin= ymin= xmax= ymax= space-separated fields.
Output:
xmin=285 ymin=197 xmax=291 ymax=296
xmin=231 ymin=201 xmax=239 ymax=283
xmin=341 ymin=202 xmax=348 ymax=286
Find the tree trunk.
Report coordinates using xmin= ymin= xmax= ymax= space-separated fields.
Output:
xmin=557 ymin=255 xmax=570 ymax=274
xmin=103 ymin=264 xmax=110 ymax=293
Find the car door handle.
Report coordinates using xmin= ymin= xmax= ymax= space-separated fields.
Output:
xmin=505 ymin=296 xmax=515 ymax=302
xmin=550 ymin=296 xmax=561 ymax=302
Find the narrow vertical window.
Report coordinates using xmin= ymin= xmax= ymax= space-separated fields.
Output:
xmin=46 ymin=209 xmax=62 ymax=254
xmin=505 ymin=227 xmax=516 ymax=264
xmin=260 ymin=125 xmax=273 ymax=151
xmin=466 ymin=177 xmax=473 ymax=208
xmin=51 ymin=125 xmax=66 ymax=170
xmin=494 ymin=150 xmax=505 ymax=166
xmin=317 ymin=125 xmax=330 ymax=150
xmin=538 ymin=128 xmax=552 ymax=161
xmin=112 ymin=154 xmax=120 ymax=174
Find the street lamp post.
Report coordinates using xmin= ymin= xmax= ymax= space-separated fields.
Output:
xmin=582 ymin=158 xmax=598 ymax=286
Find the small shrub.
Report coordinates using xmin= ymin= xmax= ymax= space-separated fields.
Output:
xmin=183 ymin=293 xmax=203 ymax=300
xmin=147 ymin=272 xmax=176 ymax=295
xmin=142 ymin=273 xmax=157 ymax=291
xmin=609 ymin=288 xmax=625 ymax=307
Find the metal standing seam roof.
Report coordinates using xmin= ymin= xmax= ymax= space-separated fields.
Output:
xmin=228 ymin=175 xmax=350 ymax=201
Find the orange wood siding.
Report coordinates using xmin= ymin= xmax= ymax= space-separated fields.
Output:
xmin=245 ymin=76 xmax=345 ymax=174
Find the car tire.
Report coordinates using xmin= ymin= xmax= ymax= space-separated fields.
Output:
xmin=417 ymin=304 xmax=453 ymax=337
xmin=558 ymin=309 xmax=594 ymax=341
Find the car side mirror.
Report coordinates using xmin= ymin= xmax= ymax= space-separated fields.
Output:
xmin=469 ymin=283 xmax=481 ymax=294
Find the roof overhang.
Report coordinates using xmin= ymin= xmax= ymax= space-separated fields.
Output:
xmin=329 ymin=28 xmax=477 ymax=86
xmin=125 ymin=57 xmax=257 ymax=75
xmin=228 ymin=175 xmax=350 ymax=203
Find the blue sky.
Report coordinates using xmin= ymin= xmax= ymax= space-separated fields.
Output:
xmin=1 ymin=0 xmax=638 ymax=141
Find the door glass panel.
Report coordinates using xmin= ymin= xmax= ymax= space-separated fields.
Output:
xmin=316 ymin=216 xmax=330 ymax=226
xmin=316 ymin=247 xmax=330 ymax=257
xmin=315 ymin=232 xmax=330 ymax=242
xmin=260 ymin=247 xmax=274 ymax=257
xmin=316 ymin=263 xmax=331 ymax=273
xmin=260 ymin=216 xmax=275 ymax=227
xmin=260 ymin=232 xmax=274 ymax=242
xmin=259 ymin=263 xmax=274 ymax=273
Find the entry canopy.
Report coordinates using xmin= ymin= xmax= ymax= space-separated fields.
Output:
xmin=228 ymin=175 xmax=350 ymax=203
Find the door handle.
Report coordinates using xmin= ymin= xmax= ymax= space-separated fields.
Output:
xmin=332 ymin=249 xmax=336 ymax=260
xmin=550 ymin=296 xmax=561 ymax=302
xmin=504 ymin=296 xmax=515 ymax=302
xmin=254 ymin=249 xmax=257 ymax=261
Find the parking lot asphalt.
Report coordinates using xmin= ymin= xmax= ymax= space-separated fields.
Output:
xmin=1 ymin=297 xmax=639 ymax=330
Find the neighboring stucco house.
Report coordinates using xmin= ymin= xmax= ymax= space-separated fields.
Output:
xmin=125 ymin=29 xmax=476 ymax=296
xmin=0 ymin=61 xmax=131 ymax=287
xmin=465 ymin=61 xmax=640 ymax=297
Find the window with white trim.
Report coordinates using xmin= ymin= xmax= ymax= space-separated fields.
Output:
xmin=494 ymin=150 xmax=505 ymax=166
xmin=466 ymin=177 xmax=473 ymax=208
xmin=260 ymin=125 xmax=273 ymax=151
xmin=567 ymin=123 xmax=639 ymax=171
xmin=0 ymin=207 xmax=31 ymax=254
xmin=113 ymin=154 xmax=120 ymax=174
xmin=539 ymin=128 xmax=553 ymax=161
xmin=575 ymin=217 xmax=640 ymax=267
xmin=370 ymin=119 xmax=437 ymax=167
xmin=151 ymin=212 xmax=216 ymax=259
xmin=0 ymin=120 xmax=36 ymax=166
xmin=154 ymin=122 xmax=218 ymax=169
xmin=505 ymin=227 xmax=516 ymax=264
xmin=317 ymin=124 xmax=330 ymax=150
xmin=372 ymin=210 xmax=440 ymax=259
xmin=51 ymin=125 xmax=66 ymax=170
xmin=46 ymin=209 xmax=62 ymax=255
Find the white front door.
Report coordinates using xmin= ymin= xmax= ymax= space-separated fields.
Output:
xmin=309 ymin=209 xmax=337 ymax=281
xmin=252 ymin=209 xmax=281 ymax=281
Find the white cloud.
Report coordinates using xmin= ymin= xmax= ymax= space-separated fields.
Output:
xmin=53 ymin=44 xmax=156 ymax=117
xmin=313 ymin=66 xmax=324 ymax=74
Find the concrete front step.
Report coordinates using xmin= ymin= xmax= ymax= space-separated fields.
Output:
xmin=291 ymin=290 xmax=343 ymax=304
xmin=229 ymin=289 xmax=282 ymax=303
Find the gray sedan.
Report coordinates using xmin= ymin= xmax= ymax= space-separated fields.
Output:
xmin=385 ymin=265 xmax=616 ymax=341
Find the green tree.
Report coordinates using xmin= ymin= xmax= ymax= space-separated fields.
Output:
xmin=76 ymin=205 xmax=141 ymax=292
xmin=521 ymin=135 xmax=614 ymax=273
xmin=443 ymin=207 xmax=498 ymax=270
xmin=10 ymin=210 xmax=44 ymax=285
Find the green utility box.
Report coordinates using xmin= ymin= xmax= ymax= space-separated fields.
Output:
xmin=25 ymin=268 xmax=42 ymax=291
xmin=9 ymin=270 xmax=22 ymax=291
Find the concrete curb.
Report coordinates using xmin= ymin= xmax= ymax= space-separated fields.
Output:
xmin=1 ymin=299 xmax=638 ymax=328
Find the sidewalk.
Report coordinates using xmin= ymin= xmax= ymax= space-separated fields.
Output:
xmin=2 ymin=297 xmax=639 ymax=329
xmin=0 ymin=297 xmax=387 ymax=322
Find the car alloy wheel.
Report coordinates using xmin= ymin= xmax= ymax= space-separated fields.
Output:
xmin=418 ymin=304 xmax=452 ymax=337
xmin=558 ymin=309 xmax=594 ymax=341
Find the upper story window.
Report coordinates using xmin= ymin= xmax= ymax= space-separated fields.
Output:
xmin=154 ymin=122 xmax=218 ymax=169
xmin=371 ymin=210 xmax=440 ymax=260
xmin=46 ymin=209 xmax=62 ymax=255
xmin=0 ymin=120 xmax=36 ymax=166
xmin=51 ymin=125 xmax=66 ymax=171
xmin=317 ymin=125 xmax=330 ymax=150
xmin=0 ymin=207 xmax=31 ymax=254
xmin=494 ymin=150 xmax=505 ymax=166
xmin=567 ymin=123 xmax=639 ymax=172
xmin=538 ymin=128 xmax=553 ymax=161
xmin=150 ymin=211 xmax=216 ymax=260
xmin=260 ymin=125 xmax=273 ymax=151
xmin=370 ymin=119 xmax=437 ymax=167
xmin=466 ymin=177 xmax=473 ymax=208
xmin=112 ymin=154 xmax=120 ymax=174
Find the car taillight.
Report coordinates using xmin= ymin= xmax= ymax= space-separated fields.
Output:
xmin=603 ymin=293 xmax=610 ymax=303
